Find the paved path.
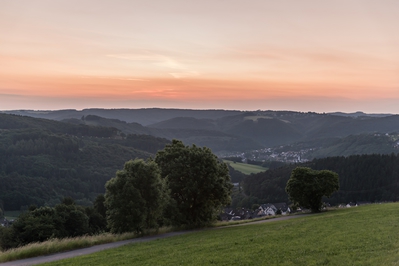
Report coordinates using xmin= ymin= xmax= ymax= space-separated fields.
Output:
xmin=1 ymin=215 xmax=303 ymax=266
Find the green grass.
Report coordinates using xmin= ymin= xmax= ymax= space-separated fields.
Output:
xmin=4 ymin=210 xmax=21 ymax=220
xmin=223 ymin=160 xmax=267 ymax=175
xmin=0 ymin=231 xmax=148 ymax=263
xmin=44 ymin=203 xmax=399 ymax=266
xmin=0 ymin=215 xmax=274 ymax=263
xmin=243 ymin=116 xmax=290 ymax=123
xmin=244 ymin=115 xmax=273 ymax=121
xmin=0 ymin=216 xmax=279 ymax=263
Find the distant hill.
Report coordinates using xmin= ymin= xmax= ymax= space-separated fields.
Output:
xmin=60 ymin=114 xmax=262 ymax=153
xmin=3 ymin=109 xmax=399 ymax=156
xmin=307 ymin=133 xmax=398 ymax=158
xmin=2 ymin=108 xmax=241 ymax=126
xmin=328 ymin=111 xmax=393 ymax=118
xmin=149 ymin=117 xmax=217 ymax=130
xmin=220 ymin=116 xmax=303 ymax=147
xmin=148 ymin=128 xmax=262 ymax=153
xmin=63 ymin=115 xmax=151 ymax=135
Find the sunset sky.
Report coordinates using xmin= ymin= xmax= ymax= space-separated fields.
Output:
xmin=1 ymin=0 xmax=399 ymax=113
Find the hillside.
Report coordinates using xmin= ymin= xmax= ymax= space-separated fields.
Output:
xmin=65 ymin=115 xmax=263 ymax=153
xmin=40 ymin=203 xmax=399 ymax=266
xmin=5 ymin=109 xmax=399 ymax=157
xmin=241 ymin=153 xmax=399 ymax=207
xmin=242 ymin=133 xmax=399 ymax=163
xmin=149 ymin=117 xmax=217 ymax=130
xmin=3 ymin=109 xmax=399 ymax=161
xmin=308 ymin=133 xmax=398 ymax=158
xmin=0 ymin=114 xmax=170 ymax=211
xmin=150 ymin=111 xmax=399 ymax=155
xmin=5 ymin=112 xmax=394 ymax=211
xmin=63 ymin=115 xmax=151 ymax=135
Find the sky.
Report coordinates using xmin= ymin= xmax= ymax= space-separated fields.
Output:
xmin=1 ymin=0 xmax=399 ymax=113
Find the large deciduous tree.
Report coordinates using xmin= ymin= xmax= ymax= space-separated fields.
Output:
xmin=105 ymin=159 xmax=165 ymax=233
xmin=285 ymin=167 xmax=339 ymax=212
xmin=155 ymin=140 xmax=233 ymax=227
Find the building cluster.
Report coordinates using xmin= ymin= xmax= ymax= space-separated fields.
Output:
xmin=220 ymin=203 xmax=291 ymax=221
xmin=221 ymin=147 xmax=312 ymax=163
xmin=248 ymin=148 xmax=311 ymax=163
xmin=0 ymin=218 xmax=14 ymax=227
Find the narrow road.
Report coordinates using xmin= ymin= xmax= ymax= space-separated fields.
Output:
xmin=1 ymin=215 xmax=302 ymax=266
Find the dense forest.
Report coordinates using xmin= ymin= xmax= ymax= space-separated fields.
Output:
xmin=0 ymin=114 xmax=170 ymax=211
xmin=240 ymin=153 xmax=399 ymax=208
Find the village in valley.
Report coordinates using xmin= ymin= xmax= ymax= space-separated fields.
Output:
xmin=219 ymin=201 xmax=372 ymax=222
xmin=238 ymin=147 xmax=311 ymax=164
xmin=221 ymin=203 xmax=291 ymax=221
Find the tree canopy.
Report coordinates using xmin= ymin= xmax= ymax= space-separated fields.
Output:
xmin=1 ymin=198 xmax=106 ymax=250
xmin=285 ymin=167 xmax=339 ymax=212
xmin=105 ymin=159 xmax=166 ymax=233
xmin=155 ymin=140 xmax=233 ymax=227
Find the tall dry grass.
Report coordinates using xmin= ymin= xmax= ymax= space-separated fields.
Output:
xmin=0 ymin=218 xmax=274 ymax=263
xmin=0 ymin=229 xmax=158 ymax=263
xmin=0 ymin=225 xmax=175 ymax=263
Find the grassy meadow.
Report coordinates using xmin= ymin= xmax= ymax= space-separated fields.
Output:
xmin=43 ymin=203 xmax=399 ymax=266
xmin=4 ymin=210 xmax=21 ymax=220
xmin=0 ymin=217 xmax=275 ymax=263
xmin=223 ymin=160 xmax=267 ymax=175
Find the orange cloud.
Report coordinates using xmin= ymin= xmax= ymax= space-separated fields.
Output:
xmin=2 ymin=73 xmax=397 ymax=105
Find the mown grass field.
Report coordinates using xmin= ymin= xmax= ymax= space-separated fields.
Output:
xmin=44 ymin=203 xmax=399 ymax=266
xmin=223 ymin=160 xmax=267 ymax=175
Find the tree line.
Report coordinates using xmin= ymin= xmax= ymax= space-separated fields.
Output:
xmin=0 ymin=196 xmax=107 ymax=250
xmin=106 ymin=140 xmax=232 ymax=232
xmin=0 ymin=140 xmax=232 ymax=250
xmin=239 ymin=153 xmax=399 ymax=208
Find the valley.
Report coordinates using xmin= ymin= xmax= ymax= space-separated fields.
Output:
xmin=2 ymin=108 xmax=399 ymax=211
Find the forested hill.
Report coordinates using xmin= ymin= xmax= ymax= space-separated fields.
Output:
xmin=242 ymin=153 xmax=399 ymax=206
xmin=3 ymin=108 xmax=242 ymax=126
xmin=64 ymin=115 xmax=263 ymax=153
xmin=0 ymin=114 xmax=170 ymax=211
xmin=3 ymin=112 xmax=399 ymax=211
xmin=4 ymin=109 xmax=399 ymax=156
